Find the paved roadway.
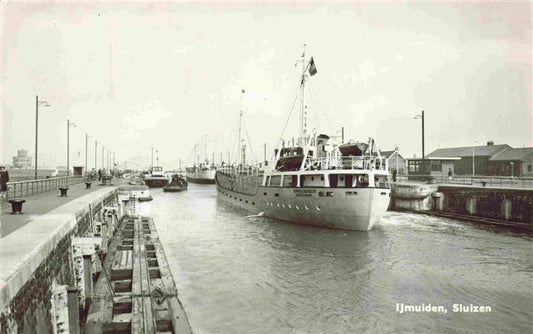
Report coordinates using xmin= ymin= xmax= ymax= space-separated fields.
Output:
xmin=0 ymin=180 xmax=121 ymax=238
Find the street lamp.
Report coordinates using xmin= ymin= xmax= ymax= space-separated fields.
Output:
xmin=85 ymin=133 xmax=91 ymax=177
xmin=472 ymin=141 xmax=478 ymax=176
xmin=35 ymin=96 xmax=50 ymax=179
xmin=414 ymin=110 xmax=425 ymax=174
xmin=67 ymin=120 xmax=77 ymax=176
xmin=95 ymin=140 xmax=98 ymax=170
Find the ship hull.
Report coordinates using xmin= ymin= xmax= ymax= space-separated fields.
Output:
xmin=144 ymin=178 xmax=168 ymax=188
xmin=216 ymin=183 xmax=391 ymax=231
xmin=186 ymin=170 xmax=216 ymax=184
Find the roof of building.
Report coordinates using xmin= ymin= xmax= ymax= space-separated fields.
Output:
xmin=380 ymin=149 xmax=406 ymax=160
xmin=489 ymin=147 xmax=533 ymax=161
xmin=426 ymin=144 xmax=511 ymax=158
xmin=380 ymin=150 xmax=395 ymax=158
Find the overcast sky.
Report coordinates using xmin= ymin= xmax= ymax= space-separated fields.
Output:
xmin=2 ymin=1 xmax=531 ymax=170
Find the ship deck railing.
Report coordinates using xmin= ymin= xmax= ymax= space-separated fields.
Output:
xmin=307 ymin=155 xmax=388 ymax=172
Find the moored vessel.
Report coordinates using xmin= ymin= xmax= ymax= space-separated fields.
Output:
xmin=185 ymin=162 xmax=216 ymax=184
xmin=215 ymin=47 xmax=391 ymax=231
xmin=143 ymin=166 xmax=169 ymax=188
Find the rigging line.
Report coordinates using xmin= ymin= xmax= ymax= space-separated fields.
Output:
xmin=243 ymin=121 xmax=256 ymax=163
xmin=307 ymin=89 xmax=321 ymax=130
xmin=308 ymin=80 xmax=334 ymax=132
xmin=274 ymin=86 xmax=301 ymax=153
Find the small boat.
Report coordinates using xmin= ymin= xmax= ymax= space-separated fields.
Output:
xmin=163 ymin=174 xmax=188 ymax=192
xmin=130 ymin=186 xmax=153 ymax=201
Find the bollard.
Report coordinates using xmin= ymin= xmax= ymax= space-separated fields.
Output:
xmin=501 ymin=198 xmax=512 ymax=220
xmin=7 ymin=199 xmax=26 ymax=214
xmin=85 ymin=182 xmax=92 ymax=189
xmin=467 ymin=196 xmax=476 ymax=215
xmin=66 ymin=287 xmax=81 ymax=334
xmin=432 ymin=192 xmax=444 ymax=211
xmin=83 ymin=255 xmax=93 ymax=308
xmin=59 ymin=187 xmax=69 ymax=197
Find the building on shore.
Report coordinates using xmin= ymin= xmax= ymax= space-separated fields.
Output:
xmin=381 ymin=148 xmax=408 ymax=175
xmin=488 ymin=147 xmax=533 ymax=177
xmin=407 ymin=141 xmax=513 ymax=177
xmin=12 ymin=149 xmax=32 ymax=168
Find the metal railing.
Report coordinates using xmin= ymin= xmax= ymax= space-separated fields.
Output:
xmin=311 ymin=156 xmax=388 ymax=171
xmin=404 ymin=174 xmax=533 ymax=189
xmin=5 ymin=176 xmax=85 ymax=200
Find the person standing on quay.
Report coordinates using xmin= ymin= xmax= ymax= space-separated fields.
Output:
xmin=98 ymin=168 xmax=102 ymax=181
xmin=0 ymin=166 xmax=10 ymax=199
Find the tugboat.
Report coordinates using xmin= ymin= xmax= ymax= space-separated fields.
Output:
xmin=163 ymin=174 xmax=188 ymax=192
xmin=215 ymin=47 xmax=391 ymax=231
xmin=143 ymin=166 xmax=169 ymax=188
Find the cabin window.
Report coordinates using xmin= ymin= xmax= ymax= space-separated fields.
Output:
xmin=344 ymin=174 xmax=353 ymax=187
xmin=374 ymin=175 xmax=389 ymax=188
xmin=270 ymin=175 xmax=281 ymax=187
xmin=301 ymin=174 xmax=325 ymax=187
xmin=282 ymin=176 xmax=293 ymax=187
xmin=528 ymin=165 xmax=532 ymax=172
xmin=355 ymin=174 xmax=369 ymax=188
xmin=329 ymin=174 xmax=338 ymax=188
xmin=330 ymin=174 xmax=354 ymax=188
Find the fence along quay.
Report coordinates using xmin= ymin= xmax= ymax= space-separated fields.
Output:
xmin=0 ymin=184 xmax=191 ymax=333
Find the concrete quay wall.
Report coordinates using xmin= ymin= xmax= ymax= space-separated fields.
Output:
xmin=437 ymin=186 xmax=532 ymax=224
xmin=0 ymin=188 xmax=119 ymax=333
xmin=391 ymin=183 xmax=533 ymax=228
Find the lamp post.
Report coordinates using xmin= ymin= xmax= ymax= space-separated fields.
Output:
xmin=414 ymin=110 xmax=425 ymax=174
xmin=35 ymin=96 xmax=50 ymax=179
xmin=85 ymin=133 xmax=90 ymax=177
xmin=102 ymin=145 xmax=104 ymax=170
xmin=95 ymin=140 xmax=98 ymax=170
xmin=472 ymin=141 xmax=478 ymax=177
xmin=67 ymin=120 xmax=77 ymax=176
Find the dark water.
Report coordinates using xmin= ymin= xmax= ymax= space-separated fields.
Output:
xmin=137 ymin=184 xmax=532 ymax=334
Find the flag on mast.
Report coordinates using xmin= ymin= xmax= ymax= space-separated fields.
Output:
xmin=308 ymin=57 xmax=317 ymax=76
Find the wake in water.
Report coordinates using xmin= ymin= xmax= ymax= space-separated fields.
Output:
xmin=245 ymin=212 xmax=264 ymax=218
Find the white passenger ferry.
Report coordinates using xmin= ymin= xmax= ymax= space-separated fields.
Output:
xmin=215 ymin=48 xmax=391 ymax=231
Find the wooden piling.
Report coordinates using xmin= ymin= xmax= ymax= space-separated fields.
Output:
xmin=85 ymin=212 xmax=191 ymax=333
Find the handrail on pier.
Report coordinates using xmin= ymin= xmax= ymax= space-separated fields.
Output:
xmin=5 ymin=176 xmax=84 ymax=200
xmin=405 ymin=174 xmax=533 ymax=189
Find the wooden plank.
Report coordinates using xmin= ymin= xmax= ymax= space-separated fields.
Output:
xmin=150 ymin=218 xmax=192 ymax=334
xmin=119 ymin=250 xmax=128 ymax=269
xmin=139 ymin=217 xmax=156 ymax=333
xmin=131 ymin=218 xmax=144 ymax=333
xmin=125 ymin=250 xmax=132 ymax=269
xmin=86 ymin=217 xmax=124 ymax=333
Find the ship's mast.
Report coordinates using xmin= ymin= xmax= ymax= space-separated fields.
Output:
xmin=299 ymin=44 xmax=307 ymax=146
xmin=238 ymin=89 xmax=245 ymax=165
xmin=204 ymin=135 xmax=207 ymax=162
